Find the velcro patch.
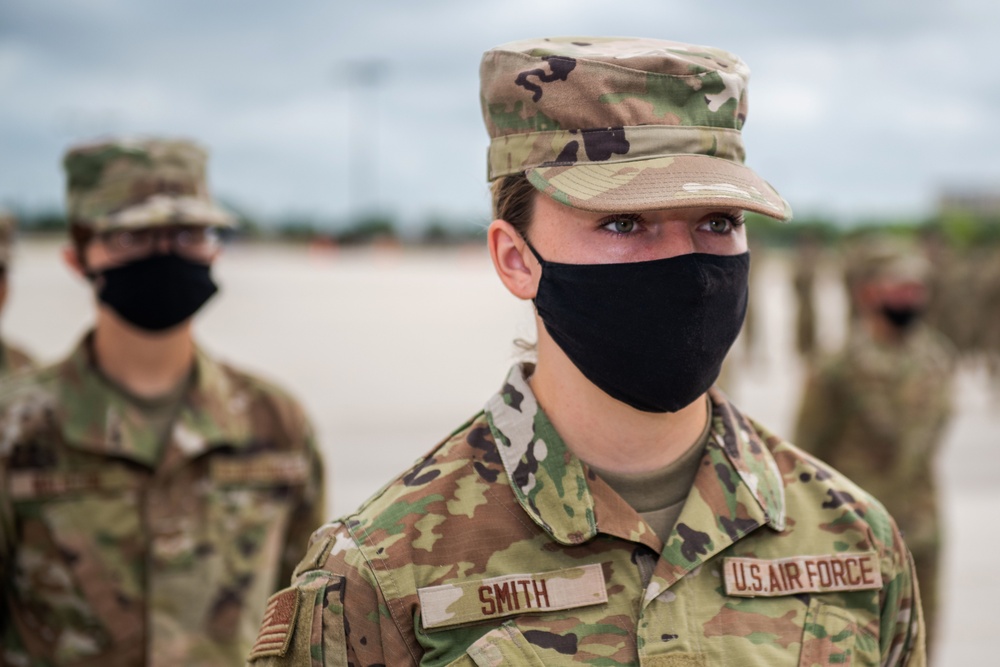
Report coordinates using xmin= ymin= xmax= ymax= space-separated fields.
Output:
xmin=723 ymin=553 xmax=883 ymax=597
xmin=248 ymin=588 xmax=300 ymax=660
xmin=211 ymin=452 xmax=309 ymax=487
xmin=418 ymin=563 xmax=607 ymax=630
xmin=7 ymin=469 xmax=139 ymax=500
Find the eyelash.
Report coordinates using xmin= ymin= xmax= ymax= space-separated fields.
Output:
xmin=597 ymin=212 xmax=746 ymax=237
xmin=597 ymin=213 xmax=645 ymax=236
xmin=703 ymin=213 xmax=745 ymax=234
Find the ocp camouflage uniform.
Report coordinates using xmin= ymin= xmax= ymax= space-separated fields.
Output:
xmin=794 ymin=324 xmax=955 ymax=655
xmin=0 ymin=341 xmax=35 ymax=378
xmin=0 ymin=336 xmax=325 ymax=666
xmin=792 ymin=239 xmax=820 ymax=359
xmin=0 ymin=210 xmax=35 ymax=378
xmin=248 ymin=363 xmax=922 ymax=666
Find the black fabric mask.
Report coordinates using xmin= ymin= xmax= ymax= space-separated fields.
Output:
xmin=881 ymin=305 xmax=922 ymax=331
xmin=95 ymin=253 xmax=218 ymax=332
xmin=529 ymin=244 xmax=749 ymax=413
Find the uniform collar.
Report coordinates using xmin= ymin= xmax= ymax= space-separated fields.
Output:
xmin=56 ymin=334 xmax=253 ymax=466
xmin=484 ymin=363 xmax=786 ymax=547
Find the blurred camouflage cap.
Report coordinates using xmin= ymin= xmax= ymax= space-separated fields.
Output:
xmin=63 ymin=137 xmax=235 ymax=232
xmin=850 ymin=236 xmax=931 ymax=285
xmin=480 ymin=36 xmax=791 ymax=220
xmin=0 ymin=209 xmax=16 ymax=266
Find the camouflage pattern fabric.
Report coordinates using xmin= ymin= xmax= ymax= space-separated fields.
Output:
xmin=0 ymin=336 xmax=325 ymax=666
xmin=63 ymin=138 xmax=235 ymax=232
xmin=249 ymin=363 xmax=923 ymax=666
xmin=0 ymin=340 xmax=36 ymax=378
xmin=791 ymin=241 xmax=821 ymax=359
xmin=479 ymin=37 xmax=791 ymax=220
xmin=793 ymin=324 xmax=955 ymax=657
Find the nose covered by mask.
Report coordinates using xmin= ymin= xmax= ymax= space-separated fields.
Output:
xmin=528 ymin=244 xmax=749 ymax=413
xmin=94 ymin=253 xmax=219 ymax=332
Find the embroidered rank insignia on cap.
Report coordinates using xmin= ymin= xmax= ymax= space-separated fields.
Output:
xmin=723 ymin=553 xmax=883 ymax=598
xmin=248 ymin=588 xmax=300 ymax=660
xmin=418 ymin=563 xmax=607 ymax=630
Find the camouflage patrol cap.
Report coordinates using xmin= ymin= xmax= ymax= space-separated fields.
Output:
xmin=0 ymin=210 xmax=15 ymax=267
xmin=63 ymin=137 xmax=235 ymax=232
xmin=480 ymin=36 xmax=791 ymax=220
xmin=850 ymin=236 xmax=931 ymax=285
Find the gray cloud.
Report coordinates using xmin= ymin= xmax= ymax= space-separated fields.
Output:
xmin=2 ymin=0 xmax=998 ymax=226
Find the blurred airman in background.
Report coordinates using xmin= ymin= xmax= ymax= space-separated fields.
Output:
xmin=794 ymin=236 xmax=956 ymax=658
xmin=0 ymin=210 xmax=35 ymax=376
xmin=791 ymin=232 xmax=821 ymax=360
xmin=0 ymin=138 xmax=325 ymax=666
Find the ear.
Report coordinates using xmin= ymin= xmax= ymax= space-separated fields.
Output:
xmin=487 ymin=219 xmax=539 ymax=300
xmin=62 ymin=245 xmax=89 ymax=280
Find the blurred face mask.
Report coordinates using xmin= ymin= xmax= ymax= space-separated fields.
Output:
xmin=527 ymin=243 xmax=749 ymax=413
xmin=94 ymin=253 xmax=218 ymax=332
xmin=880 ymin=304 xmax=923 ymax=331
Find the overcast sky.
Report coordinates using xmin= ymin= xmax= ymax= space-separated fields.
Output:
xmin=2 ymin=0 xmax=997 ymax=229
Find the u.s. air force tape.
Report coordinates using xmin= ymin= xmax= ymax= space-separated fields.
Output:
xmin=418 ymin=563 xmax=607 ymax=629
xmin=723 ymin=553 xmax=883 ymax=597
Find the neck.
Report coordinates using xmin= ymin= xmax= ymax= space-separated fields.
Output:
xmin=529 ymin=321 xmax=709 ymax=475
xmin=91 ymin=307 xmax=196 ymax=399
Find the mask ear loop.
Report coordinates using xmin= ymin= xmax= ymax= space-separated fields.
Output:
xmin=522 ymin=239 xmax=547 ymax=267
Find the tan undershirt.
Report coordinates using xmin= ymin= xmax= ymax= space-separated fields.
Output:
xmin=591 ymin=399 xmax=713 ymax=543
xmin=96 ymin=364 xmax=193 ymax=461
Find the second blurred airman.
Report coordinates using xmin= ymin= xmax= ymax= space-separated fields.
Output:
xmin=0 ymin=138 xmax=325 ymax=666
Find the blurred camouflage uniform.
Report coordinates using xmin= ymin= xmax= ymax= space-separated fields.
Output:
xmin=794 ymin=239 xmax=954 ymax=656
xmin=248 ymin=38 xmax=923 ymax=666
xmin=792 ymin=235 xmax=821 ymax=359
xmin=0 ymin=211 xmax=35 ymax=376
xmin=248 ymin=364 xmax=922 ymax=666
xmin=0 ymin=138 xmax=325 ymax=666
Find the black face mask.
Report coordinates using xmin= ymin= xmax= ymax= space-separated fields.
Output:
xmin=881 ymin=305 xmax=922 ymax=331
xmin=529 ymin=244 xmax=749 ymax=413
xmin=94 ymin=253 xmax=218 ymax=332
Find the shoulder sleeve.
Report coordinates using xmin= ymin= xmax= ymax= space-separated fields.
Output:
xmin=278 ymin=403 xmax=326 ymax=588
xmin=246 ymin=521 xmax=416 ymax=667
xmin=0 ymin=372 xmax=54 ymax=652
xmin=0 ymin=429 xmax=12 ymax=577
xmin=874 ymin=508 xmax=927 ymax=666
xmin=232 ymin=368 xmax=327 ymax=589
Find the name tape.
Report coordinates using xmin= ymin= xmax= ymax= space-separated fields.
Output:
xmin=210 ymin=452 xmax=310 ymax=486
xmin=7 ymin=469 xmax=139 ymax=500
xmin=418 ymin=563 xmax=607 ymax=630
xmin=723 ymin=553 xmax=883 ymax=598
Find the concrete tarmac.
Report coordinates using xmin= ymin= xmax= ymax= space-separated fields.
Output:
xmin=4 ymin=239 xmax=995 ymax=663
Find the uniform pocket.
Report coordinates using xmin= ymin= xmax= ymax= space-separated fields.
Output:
xmin=462 ymin=622 xmax=548 ymax=667
xmin=799 ymin=598 xmax=879 ymax=667
xmin=199 ymin=456 xmax=305 ymax=643
xmin=205 ymin=451 xmax=307 ymax=578
xmin=8 ymin=471 xmax=144 ymax=662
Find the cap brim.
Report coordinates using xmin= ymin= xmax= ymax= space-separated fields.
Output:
xmin=94 ymin=194 xmax=236 ymax=232
xmin=528 ymin=154 xmax=791 ymax=221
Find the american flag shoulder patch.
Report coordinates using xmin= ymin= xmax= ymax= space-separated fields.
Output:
xmin=248 ymin=588 xmax=301 ymax=660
